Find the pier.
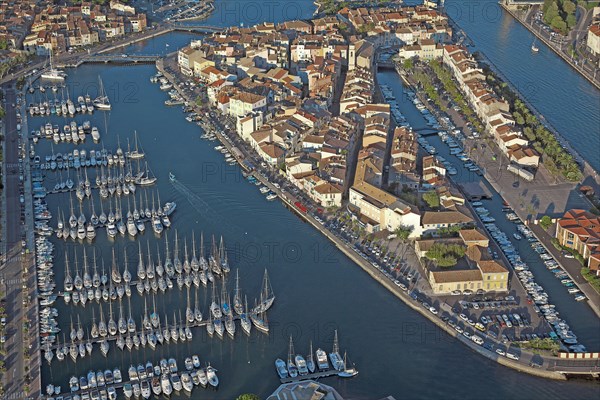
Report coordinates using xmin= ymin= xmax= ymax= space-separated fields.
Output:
xmin=44 ymin=315 xmax=242 ymax=353
xmin=279 ymin=369 xmax=341 ymax=384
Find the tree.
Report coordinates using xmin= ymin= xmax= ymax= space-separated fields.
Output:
xmin=402 ymin=58 xmax=414 ymax=70
xmin=422 ymin=190 xmax=440 ymax=208
xmin=424 ymin=243 xmax=466 ymax=268
xmin=394 ymin=225 xmax=413 ymax=242
xmin=562 ymin=0 xmax=577 ymax=14
xmin=540 ymin=215 xmax=553 ymax=230
xmin=566 ymin=13 xmax=577 ymax=28
xmin=237 ymin=395 xmax=260 ymax=400
xmin=550 ymin=15 xmax=567 ymax=33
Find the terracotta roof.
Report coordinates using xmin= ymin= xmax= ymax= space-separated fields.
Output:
xmin=422 ymin=211 xmax=473 ymax=226
xmin=431 ymin=269 xmax=482 ymax=283
xmin=459 ymin=229 xmax=488 ymax=243
xmin=477 ymin=260 xmax=508 ymax=274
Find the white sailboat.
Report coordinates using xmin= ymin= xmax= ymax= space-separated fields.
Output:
xmin=287 ymin=336 xmax=298 ymax=378
xmin=127 ymin=131 xmax=145 ymax=159
xmin=94 ymin=76 xmax=111 ymax=110
xmin=531 ymin=38 xmax=539 ymax=52
xmin=41 ymin=49 xmax=66 ymax=81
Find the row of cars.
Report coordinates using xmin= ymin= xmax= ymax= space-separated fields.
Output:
xmin=441 ymin=312 xmax=519 ymax=359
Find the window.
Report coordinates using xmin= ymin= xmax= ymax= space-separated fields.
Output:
xmin=487 ymin=275 xmax=490 ymax=280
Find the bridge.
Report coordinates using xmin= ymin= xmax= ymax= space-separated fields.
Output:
xmin=503 ymin=0 xmax=544 ymax=6
xmin=169 ymin=24 xmax=223 ymax=34
xmin=58 ymin=54 xmax=161 ymax=68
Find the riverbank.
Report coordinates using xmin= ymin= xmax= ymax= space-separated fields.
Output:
xmin=154 ymin=55 xmax=575 ymax=382
xmin=500 ymin=4 xmax=600 ymax=91
xmin=444 ymin=14 xmax=600 ymax=188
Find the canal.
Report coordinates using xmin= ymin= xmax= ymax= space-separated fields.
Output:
xmin=377 ymin=69 xmax=600 ymax=352
xmin=405 ymin=0 xmax=600 ymax=171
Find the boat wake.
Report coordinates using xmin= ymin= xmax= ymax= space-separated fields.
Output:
xmin=169 ymin=176 xmax=242 ymax=236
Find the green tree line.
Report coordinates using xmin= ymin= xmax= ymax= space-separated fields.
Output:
xmin=543 ymin=0 xmax=577 ymax=34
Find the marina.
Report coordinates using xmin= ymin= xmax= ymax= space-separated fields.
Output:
xmin=275 ymin=331 xmax=358 ymax=384
xmin=5 ymin=6 xmax=597 ymax=396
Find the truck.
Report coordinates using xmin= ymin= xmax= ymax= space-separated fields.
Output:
xmin=507 ymin=164 xmax=534 ymax=181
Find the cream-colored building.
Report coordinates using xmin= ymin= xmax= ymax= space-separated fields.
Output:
xmin=229 ymin=92 xmax=267 ymax=118
xmin=416 ymin=231 xmax=509 ymax=295
xmin=349 ymin=181 xmax=422 ymax=236
xmin=587 ymin=24 xmax=600 ymax=56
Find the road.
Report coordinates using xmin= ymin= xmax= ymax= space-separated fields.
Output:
xmin=1 ymin=84 xmax=34 ymax=399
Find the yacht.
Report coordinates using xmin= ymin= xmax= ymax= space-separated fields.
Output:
xmin=275 ymin=359 xmax=288 ymax=379
xmin=181 ymin=372 xmax=193 ymax=393
xmin=206 ymin=365 xmax=219 ymax=388
xmin=316 ymin=348 xmax=329 ymax=370
xmin=170 ymin=373 xmax=182 ymax=392
xmin=122 ymin=383 xmax=133 ymax=399
xmin=160 ymin=374 xmax=173 ymax=396
xmin=295 ymin=354 xmax=308 ymax=375
xmin=140 ymin=380 xmax=151 ymax=399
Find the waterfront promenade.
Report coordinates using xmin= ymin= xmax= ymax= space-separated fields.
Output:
xmin=155 ymin=54 xmax=600 ymax=381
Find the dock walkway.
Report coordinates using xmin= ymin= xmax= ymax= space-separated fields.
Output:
xmin=280 ymin=369 xmax=340 ymax=384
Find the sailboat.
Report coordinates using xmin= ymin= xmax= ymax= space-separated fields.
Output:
xmin=240 ymin=295 xmax=251 ymax=336
xmin=210 ymin=282 xmax=222 ymax=319
xmin=127 ymin=131 xmax=145 ymax=159
xmin=531 ymin=38 xmax=539 ymax=52
xmin=136 ymin=161 xmax=157 ymax=186
xmin=94 ymin=76 xmax=111 ymax=110
xmin=219 ymin=236 xmax=230 ymax=273
xmin=250 ymin=295 xmax=269 ymax=333
xmin=329 ymin=330 xmax=344 ymax=371
xmin=287 ymin=336 xmax=299 ymax=378
xmin=254 ymin=268 xmax=275 ymax=313
xmin=338 ymin=351 xmax=359 ymax=378
xmin=233 ymin=269 xmax=243 ymax=315
xmin=41 ymin=49 xmax=66 ymax=81
xmin=307 ymin=341 xmax=316 ymax=373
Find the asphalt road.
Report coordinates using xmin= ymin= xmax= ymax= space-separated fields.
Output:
xmin=1 ymin=84 xmax=28 ymax=398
